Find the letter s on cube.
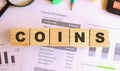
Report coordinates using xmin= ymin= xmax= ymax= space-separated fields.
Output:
xmin=90 ymin=29 xmax=109 ymax=47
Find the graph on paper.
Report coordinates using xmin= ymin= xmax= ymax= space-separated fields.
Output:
xmin=80 ymin=24 xmax=120 ymax=71
xmin=88 ymin=43 xmax=120 ymax=61
xmin=0 ymin=51 xmax=15 ymax=65
xmin=0 ymin=48 xmax=22 ymax=71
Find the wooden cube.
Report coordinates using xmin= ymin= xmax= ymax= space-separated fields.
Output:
xmin=90 ymin=29 xmax=109 ymax=47
xmin=50 ymin=28 xmax=69 ymax=46
xmin=11 ymin=28 xmax=30 ymax=46
xmin=30 ymin=28 xmax=49 ymax=46
xmin=101 ymin=0 xmax=108 ymax=10
xmin=70 ymin=28 xmax=89 ymax=47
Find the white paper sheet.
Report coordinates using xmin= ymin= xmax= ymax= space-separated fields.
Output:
xmin=0 ymin=47 xmax=22 ymax=71
xmin=0 ymin=0 xmax=120 ymax=71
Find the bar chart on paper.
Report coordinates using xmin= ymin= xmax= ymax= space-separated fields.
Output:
xmin=0 ymin=51 xmax=15 ymax=65
xmin=80 ymin=43 xmax=120 ymax=71
xmin=88 ymin=43 xmax=120 ymax=62
xmin=114 ymin=43 xmax=120 ymax=61
xmin=79 ymin=26 xmax=120 ymax=71
xmin=0 ymin=47 xmax=22 ymax=71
